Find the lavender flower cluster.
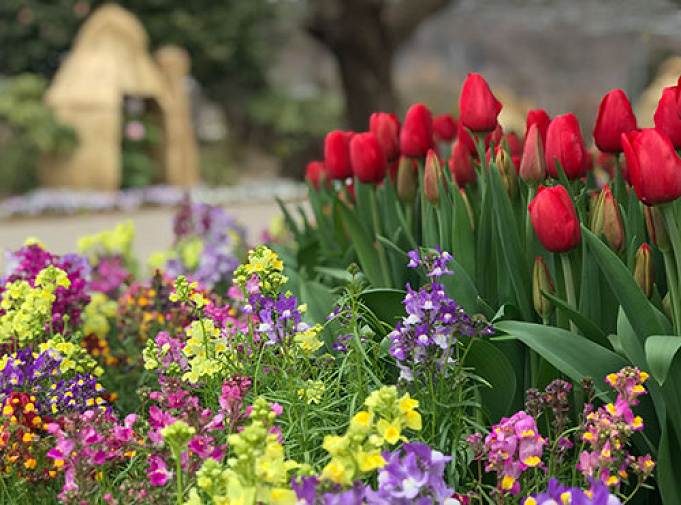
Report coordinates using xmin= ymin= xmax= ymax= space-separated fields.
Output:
xmin=389 ymin=248 xmax=493 ymax=381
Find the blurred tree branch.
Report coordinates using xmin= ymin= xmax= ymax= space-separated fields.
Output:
xmin=307 ymin=0 xmax=455 ymax=130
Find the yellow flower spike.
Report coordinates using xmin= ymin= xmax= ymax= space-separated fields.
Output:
xmin=406 ymin=410 xmax=422 ymax=431
xmin=321 ymin=459 xmax=349 ymax=485
xmin=376 ymin=419 xmax=401 ymax=445
xmin=351 ymin=411 xmax=373 ymax=429
xmin=322 ymin=435 xmax=348 ymax=456
xmin=398 ymin=394 xmax=419 ymax=413
xmin=356 ymin=450 xmax=386 ymax=472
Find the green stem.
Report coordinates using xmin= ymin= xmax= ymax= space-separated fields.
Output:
xmin=560 ymin=254 xmax=578 ymax=333
xmin=525 ymin=185 xmax=536 ymax=257
xmin=174 ymin=449 xmax=183 ymax=505
xmin=368 ymin=188 xmax=393 ymax=288
xmin=663 ymin=253 xmax=680 ymax=332
xmin=662 ymin=204 xmax=681 ymax=332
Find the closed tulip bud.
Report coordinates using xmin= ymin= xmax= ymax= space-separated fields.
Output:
xmin=545 ymin=113 xmax=590 ymax=180
xmin=305 ymin=161 xmax=325 ymax=190
xmin=644 ymin=205 xmax=670 ymax=252
xmin=459 ymin=73 xmax=503 ymax=133
xmin=396 ymin=156 xmax=418 ymax=203
xmin=350 ymin=132 xmax=387 ymax=184
xmin=400 ymin=104 xmax=433 ymax=158
xmin=526 ymin=109 xmax=551 ymax=147
xmin=621 ymin=128 xmax=681 ymax=205
xmin=424 ymin=149 xmax=442 ymax=204
xmin=495 ymin=147 xmax=517 ymax=199
xmin=520 ymin=123 xmax=546 ymax=185
xmin=590 ymin=185 xmax=624 ymax=252
xmin=370 ymin=112 xmax=400 ymax=160
xmin=528 ymin=185 xmax=581 ymax=253
xmin=533 ymin=256 xmax=555 ymax=319
xmin=325 ymin=130 xmax=353 ymax=180
xmin=449 ymin=138 xmax=476 ymax=187
xmin=433 ymin=114 xmax=458 ymax=143
xmin=653 ymin=86 xmax=681 ymax=149
xmin=634 ymin=243 xmax=654 ymax=298
xmin=593 ymin=89 xmax=638 ymax=153
xmin=460 ymin=188 xmax=475 ymax=232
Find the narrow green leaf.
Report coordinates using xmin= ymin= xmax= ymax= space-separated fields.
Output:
xmin=452 ymin=187 xmax=476 ymax=280
xmin=338 ymin=203 xmax=384 ymax=286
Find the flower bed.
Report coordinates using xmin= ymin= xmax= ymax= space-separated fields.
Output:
xmin=2 ymin=72 xmax=681 ymax=504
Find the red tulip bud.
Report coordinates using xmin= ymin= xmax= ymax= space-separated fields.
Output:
xmin=433 ymin=114 xmax=458 ymax=143
xmin=449 ymin=138 xmax=476 ymax=187
xmin=532 ymin=256 xmax=555 ymax=318
xmin=621 ymin=128 xmax=681 ymax=205
xmin=590 ymin=185 xmax=624 ymax=252
xmin=305 ymin=161 xmax=325 ymax=190
xmin=528 ymin=185 xmax=581 ymax=253
xmin=424 ymin=149 xmax=443 ymax=204
xmin=350 ymin=132 xmax=387 ymax=184
xmin=593 ymin=89 xmax=638 ymax=153
xmin=654 ymin=86 xmax=681 ymax=149
xmin=545 ymin=113 xmax=589 ymax=180
xmin=325 ymin=131 xmax=354 ymax=180
xmin=459 ymin=73 xmax=503 ymax=133
xmin=369 ymin=112 xmax=400 ymax=160
xmin=520 ymin=124 xmax=546 ymax=185
xmin=396 ymin=156 xmax=418 ymax=203
xmin=634 ymin=243 xmax=654 ymax=298
xmin=399 ymin=104 xmax=433 ymax=158
xmin=644 ymin=205 xmax=670 ymax=252
xmin=526 ymin=109 xmax=551 ymax=147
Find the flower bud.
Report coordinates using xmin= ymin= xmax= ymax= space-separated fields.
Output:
xmin=433 ymin=114 xmax=458 ymax=143
xmin=459 ymin=73 xmax=503 ymax=133
xmin=633 ymin=243 xmax=654 ymax=298
xmin=545 ymin=113 xmax=589 ymax=180
xmin=520 ymin=123 xmax=546 ymax=185
xmin=370 ymin=112 xmax=400 ymax=160
xmin=325 ymin=131 xmax=354 ymax=180
xmin=396 ymin=156 xmax=417 ymax=203
xmin=424 ymin=149 xmax=442 ymax=205
xmin=590 ymin=185 xmax=624 ymax=253
xmin=528 ymin=185 xmax=581 ymax=253
xmin=349 ymin=132 xmax=387 ymax=184
xmin=305 ymin=161 xmax=325 ymax=190
xmin=593 ymin=89 xmax=638 ymax=153
xmin=449 ymin=138 xmax=476 ymax=187
xmin=526 ymin=109 xmax=551 ymax=147
xmin=644 ymin=205 xmax=670 ymax=252
xmin=399 ymin=104 xmax=433 ymax=158
xmin=495 ymin=146 xmax=517 ymax=199
xmin=533 ymin=256 xmax=555 ymax=318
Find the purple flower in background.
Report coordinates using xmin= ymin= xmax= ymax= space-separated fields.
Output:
xmin=523 ymin=479 xmax=621 ymax=505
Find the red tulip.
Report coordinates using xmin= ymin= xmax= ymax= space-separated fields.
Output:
xmin=369 ymin=112 xmax=400 ymax=160
xmin=545 ymin=113 xmax=589 ymax=179
xmin=399 ymin=104 xmax=433 ymax=158
xmin=485 ymin=124 xmax=504 ymax=151
xmin=505 ymin=133 xmax=523 ymax=157
xmin=449 ymin=138 xmax=476 ymax=187
xmin=526 ymin=109 xmax=551 ymax=147
xmin=528 ymin=185 xmax=581 ymax=253
xmin=519 ymin=123 xmax=546 ymax=184
xmin=621 ymin=128 xmax=681 ymax=205
xmin=654 ymin=86 xmax=681 ymax=149
xmin=459 ymin=73 xmax=502 ymax=133
xmin=325 ymin=131 xmax=354 ymax=180
xmin=349 ymin=132 xmax=387 ymax=184
xmin=433 ymin=114 xmax=458 ymax=143
xmin=305 ymin=161 xmax=325 ymax=190
xmin=593 ymin=89 xmax=638 ymax=153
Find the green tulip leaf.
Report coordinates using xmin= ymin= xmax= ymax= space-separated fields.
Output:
xmin=359 ymin=288 xmax=407 ymax=327
xmin=542 ymin=291 xmax=610 ymax=348
xmin=338 ymin=202 xmax=384 ymax=286
xmin=646 ymin=335 xmax=681 ymax=387
xmin=496 ymin=320 xmax=628 ymax=399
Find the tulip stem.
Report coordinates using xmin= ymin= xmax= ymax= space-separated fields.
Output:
xmin=560 ymin=254 xmax=578 ymax=333
xmin=663 ymin=252 xmax=680 ymax=332
xmin=662 ymin=205 xmax=681 ymax=331
xmin=368 ymin=188 xmax=393 ymax=289
xmin=612 ymin=156 xmax=628 ymax=213
xmin=525 ymin=186 xmax=536 ymax=256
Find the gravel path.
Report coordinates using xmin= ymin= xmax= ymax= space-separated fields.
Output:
xmin=0 ymin=198 xmax=310 ymax=271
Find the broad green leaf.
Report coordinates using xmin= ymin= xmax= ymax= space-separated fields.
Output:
xmin=440 ymin=259 xmax=480 ymax=315
xmin=452 ymin=187 xmax=476 ymax=280
xmin=465 ymin=339 xmax=517 ymax=422
xmin=582 ymin=226 xmax=665 ymax=339
xmin=360 ymin=289 xmax=406 ymax=327
xmin=658 ymin=419 xmax=681 ymax=505
xmin=645 ymin=336 xmax=681 ymax=386
xmin=543 ymin=292 xmax=610 ymax=348
xmin=496 ymin=321 xmax=628 ymax=398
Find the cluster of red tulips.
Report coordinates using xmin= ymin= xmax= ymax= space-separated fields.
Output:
xmin=306 ymin=72 xmax=681 ymax=258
